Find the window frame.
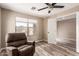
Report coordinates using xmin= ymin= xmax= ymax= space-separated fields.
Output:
xmin=15 ymin=19 xmax=36 ymax=36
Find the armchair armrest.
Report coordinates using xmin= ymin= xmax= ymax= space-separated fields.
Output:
xmin=6 ymin=46 xmax=19 ymax=56
xmin=27 ymin=41 xmax=35 ymax=46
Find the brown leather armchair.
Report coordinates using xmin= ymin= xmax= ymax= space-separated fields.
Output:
xmin=5 ymin=33 xmax=35 ymax=56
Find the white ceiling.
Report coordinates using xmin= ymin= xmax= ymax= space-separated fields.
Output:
xmin=0 ymin=3 xmax=79 ymax=18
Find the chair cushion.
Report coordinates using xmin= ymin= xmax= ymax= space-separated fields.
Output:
xmin=8 ymin=40 xmax=27 ymax=47
xmin=18 ymin=45 xmax=33 ymax=51
xmin=18 ymin=45 xmax=33 ymax=56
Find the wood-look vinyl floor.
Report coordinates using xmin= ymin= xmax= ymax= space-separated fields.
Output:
xmin=34 ymin=41 xmax=79 ymax=56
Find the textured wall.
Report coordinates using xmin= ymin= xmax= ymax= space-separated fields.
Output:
xmin=1 ymin=8 xmax=43 ymax=48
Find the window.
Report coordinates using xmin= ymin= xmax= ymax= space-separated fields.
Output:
xmin=29 ymin=23 xmax=36 ymax=35
xmin=16 ymin=21 xmax=28 ymax=35
xmin=15 ymin=17 xmax=37 ymax=36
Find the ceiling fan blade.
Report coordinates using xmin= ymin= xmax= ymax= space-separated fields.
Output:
xmin=53 ymin=5 xmax=64 ymax=8
xmin=52 ymin=3 xmax=56 ymax=6
xmin=45 ymin=3 xmax=50 ymax=6
xmin=38 ymin=7 xmax=48 ymax=11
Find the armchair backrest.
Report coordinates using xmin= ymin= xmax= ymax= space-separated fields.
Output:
xmin=6 ymin=33 xmax=27 ymax=47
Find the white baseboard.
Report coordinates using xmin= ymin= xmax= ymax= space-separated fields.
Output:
xmin=43 ymin=39 xmax=48 ymax=42
xmin=35 ymin=40 xmax=44 ymax=42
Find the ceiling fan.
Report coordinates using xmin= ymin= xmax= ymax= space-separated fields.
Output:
xmin=38 ymin=3 xmax=64 ymax=13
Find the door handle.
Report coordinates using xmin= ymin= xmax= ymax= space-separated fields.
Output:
xmin=48 ymin=32 xmax=50 ymax=33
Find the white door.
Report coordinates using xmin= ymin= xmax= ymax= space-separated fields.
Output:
xmin=48 ymin=18 xmax=57 ymax=44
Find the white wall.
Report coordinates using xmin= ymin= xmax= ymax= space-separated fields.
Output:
xmin=0 ymin=8 xmax=1 ymax=48
xmin=76 ymin=12 xmax=79 ymax=52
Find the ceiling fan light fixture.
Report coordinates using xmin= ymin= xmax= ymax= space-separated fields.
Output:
xmin=31 ymin=7 xmax=36 ymax=10
xmin=48 ymin=10 xmax=51 ymax=13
